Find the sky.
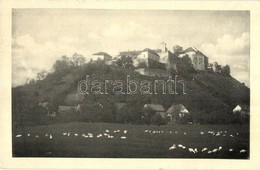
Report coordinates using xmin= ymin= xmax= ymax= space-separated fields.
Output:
xmin=12 ymin=9 xmax=250 ymax=87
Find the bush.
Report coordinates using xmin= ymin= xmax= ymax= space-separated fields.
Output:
xmin=150 ymin=113 xmax=167 ymax=125
xmin=176 ymin=114 xmax=192 ymax=124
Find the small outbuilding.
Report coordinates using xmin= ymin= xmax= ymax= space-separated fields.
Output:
xmin=38 ymin=101 xmax=56 ymax=117
xmin=233 ymin=104 xmax=249 ymax=117
xmin=143 ymin=104 xmax=167 ymax=120
xmin=166 ymin=104 xmax=190 ymax=124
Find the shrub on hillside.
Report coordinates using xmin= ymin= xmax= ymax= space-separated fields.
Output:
xmin=150 ymin=114 xmax=167 ymax=126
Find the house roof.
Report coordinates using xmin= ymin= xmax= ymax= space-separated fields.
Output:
xmin=167 ymin=104 xmax=189 ymax=114
xmin=86 ymin=103 xmax=104 ymax=108
xmin=92 ymin=52 xmax=112 ymax=58
xmin=233 ymin=104 xmax=249 ymax=111
xmin=144 ymin=104 xmax=165 ymax=112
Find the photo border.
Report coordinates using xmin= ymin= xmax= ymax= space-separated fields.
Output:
xmin=1 ymin=0 xmax=260 ymax=169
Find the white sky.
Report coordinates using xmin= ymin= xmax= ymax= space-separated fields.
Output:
xmin=12 ymin=9 xmax=250 ymax=87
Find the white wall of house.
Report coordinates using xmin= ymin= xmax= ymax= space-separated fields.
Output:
xmin=233 ymin=105 xmax=242 ymax=113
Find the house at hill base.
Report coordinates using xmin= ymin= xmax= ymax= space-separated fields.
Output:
xmin=91 ymin=52 xmax=112 ymax=65
xmin=143 ymin=104 xmax=167 ymax=121
xmin=233 ymin=104 xmax=249 ymax=117
xmin=166 ymin=104 xmax=189 ymax=124
xmin=38 ymin=101 xmax=56 ymax=117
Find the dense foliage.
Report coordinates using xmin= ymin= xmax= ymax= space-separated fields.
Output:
xmin=12 ymin=52 xmax=249 ymax=127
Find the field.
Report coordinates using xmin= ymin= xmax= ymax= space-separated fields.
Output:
xmin=13 ymin=122 xmax=249 ymax=158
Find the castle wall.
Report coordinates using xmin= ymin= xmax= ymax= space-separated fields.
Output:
xmin=158 ymin=51 xmax=170 ymax=64
xmin=136 ymin=51 xmax=160 ymax=68
xmin=186 ymin=51 xmax=208 ymax=70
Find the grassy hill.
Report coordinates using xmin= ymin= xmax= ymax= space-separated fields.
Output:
xmin=12 ymin=59 xmax=250 ymax=126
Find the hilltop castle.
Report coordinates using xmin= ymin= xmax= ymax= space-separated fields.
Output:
xmin=91 ymin=43 xmax=227 ymax=76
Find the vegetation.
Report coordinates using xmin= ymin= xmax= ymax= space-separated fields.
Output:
xmin=13 ymin=122 xmax=249 ymax=158
xmin=116 ymin=55 xmax=134 ymax=69
xmin=12 ymin=49 xmax=249 ymax=127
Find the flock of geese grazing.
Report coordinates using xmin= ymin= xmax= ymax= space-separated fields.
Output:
xmin=15 ymin=128 xmax=247 ymax=155
xmin=144 ymin=129 xmax=247 ymax=154
xmin=168 ymin=143 xmax=246 ymax=154
xmin=16 ymin=129 xmax=128 ymax=140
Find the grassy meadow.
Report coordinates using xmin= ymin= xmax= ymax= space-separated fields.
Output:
xmin=13 ymin=122 xmax=249 ymax=158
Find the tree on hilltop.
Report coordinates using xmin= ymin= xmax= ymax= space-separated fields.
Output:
xmin=116 ymin=55 xmax=133 ymax=69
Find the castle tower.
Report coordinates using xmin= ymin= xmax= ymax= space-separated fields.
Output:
xmin=161 ymin=42 xmax=167 ymax=52
xmin=212 ymin=62 xmax=219 ymax=72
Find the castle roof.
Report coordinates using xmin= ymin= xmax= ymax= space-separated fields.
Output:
xmin=92 ymin=52 xmax=112 ymax=58
xmin=119 ymin=50 xmax=142 ymax=56
xmin=182 ymin=47 xmax=208 ymax=58
xmin=142 ymin=48 xmax=160 ymax=56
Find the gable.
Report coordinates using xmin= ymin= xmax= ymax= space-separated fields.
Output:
xmin=167 ymin=104 xmax=189 ymax=114
xmin=144 ymin=104 xmax=165 ymax=112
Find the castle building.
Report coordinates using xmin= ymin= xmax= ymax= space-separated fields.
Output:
xmin=117 ymin=43 xmax=211 ymax=73
xmin=135 ymin=48 xmax=162 ymax=68
xmin=119 ymin=48 xmax=164 ymax=69
xmin=156 ymin=42 xmax=178 ymax=72
xmin=161 ymin=42 xmax=167 ymax=52
xmin=181 ymin=47 xmax=208 ymax=71
xmin=157 ymin=42 xmax=172 ymax=64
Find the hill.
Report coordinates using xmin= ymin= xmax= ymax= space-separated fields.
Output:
xmin=12 ymin=58 xmax=250 ymax=126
